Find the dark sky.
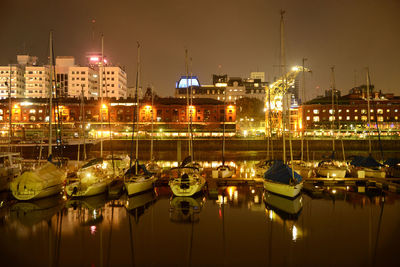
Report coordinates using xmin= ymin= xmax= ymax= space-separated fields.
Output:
xmin=1 ymin=0 xmax=399 ymax=99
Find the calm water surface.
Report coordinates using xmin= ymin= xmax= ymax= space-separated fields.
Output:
xmin=0 ymin=168 xmax=399 ymax=266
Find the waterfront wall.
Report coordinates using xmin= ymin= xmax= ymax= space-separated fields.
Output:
xmin=90 ymin=139 xmax=400 ymax=161
xmin=7 ymin=139 xmax=399 ymax=161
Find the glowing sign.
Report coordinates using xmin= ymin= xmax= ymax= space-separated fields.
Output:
xmin=90 ymin=57 xmax=99 ymax=62
xmin=176 ymin=76 xmax=200 ymax=88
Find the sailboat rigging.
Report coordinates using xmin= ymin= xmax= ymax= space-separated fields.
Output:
xmin=212 ymin=81 xmax=234 ymax=178
xmin=169 ymin=50 xmax=205 ymax=197
xmin=316 ymin=67 xmax=347 ymax=178
xmin=11 ymin=31 xmax=67 ymax=201
xmin=124 ymin=42 xmax=157 ymax=196
xmin=262 ymin=10 xmax=303 ymax=198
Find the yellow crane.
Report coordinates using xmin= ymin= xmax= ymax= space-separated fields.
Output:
xmin=265 ymin=66 xmax=311 ymax=136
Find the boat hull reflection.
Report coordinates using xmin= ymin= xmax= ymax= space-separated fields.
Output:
xmin=169 ymin=195 xmax=205 ymax=224
xmin=264 ymin=192 xmax=303 ymax=219
xmin=10 ymin=195 xmax=64 ymax=226
xmin=125 ymin=190 xmax=157 ymax=222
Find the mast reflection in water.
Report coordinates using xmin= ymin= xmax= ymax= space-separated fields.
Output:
xmin=0 ymin=182 xmax=399 ymax=266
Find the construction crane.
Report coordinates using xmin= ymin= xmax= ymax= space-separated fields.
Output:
xmin=265 ymin=66 xmax=311 ymax=136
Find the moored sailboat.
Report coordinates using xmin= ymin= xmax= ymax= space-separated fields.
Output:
xmin=169 ymin=52 xmax=205 ymax=196
xmin=124 ymin=42 xmax=157 ymax=196
xmin=316 ymin=67 xmax=348 ymax=178
xmin=169 ymin=156 xmax=206 ymax=197
xmin=11 ymin=32 xmax=67 ymax=201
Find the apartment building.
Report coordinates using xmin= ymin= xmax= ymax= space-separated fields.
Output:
xmin=24 ymin=66 xmax=50 ymax=98
xmin=68 ymin=67 xmax=99 ymax=98
xmin=0 ymin=65 xmax=25 ymax=99
xmin=101 ymin=66 xmax=128 ymax=99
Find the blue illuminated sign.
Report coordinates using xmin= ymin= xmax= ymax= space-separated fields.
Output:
xmin=177 ymin=76 xmax=200 ymax=88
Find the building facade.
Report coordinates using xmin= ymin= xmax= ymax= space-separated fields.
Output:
xmin=68 ymin=66 xmax=99 ymax=98
xmin=25 ymin=66 xmax=50 ymax=98
xmin=0 ymin=55 xmax=127 ymax=99
xmin=299 ymin=87 xmax=400 ymax=136
xmin=101 ymin=66 xmax=127 ymax=99
xmin=175 ymin=73 xmax=268 ymax=102
xmin=0 ymin=97 xmax=236 ymax=140
xmin=0 ymin=65 xmax=25 ymax=99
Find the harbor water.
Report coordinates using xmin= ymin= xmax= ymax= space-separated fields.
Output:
xmin=1 ymin=162 xmax=399 ymax=266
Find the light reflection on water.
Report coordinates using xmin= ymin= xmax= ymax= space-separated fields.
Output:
xmin=0 ymin=175 xmax=399 ymax=266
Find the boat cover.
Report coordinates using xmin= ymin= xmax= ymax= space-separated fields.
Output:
xmin=350 ymin=156 xmax=382 ymax=167
xmin=125 ymin=161 xmax=152 ymax=176
xmin=263 ymin=160 xmax=302 ymax=184
xmin=81 ymin=158 xmax=103 ymax=169
xmin=10 ymin=162 xmax=66 ymax=193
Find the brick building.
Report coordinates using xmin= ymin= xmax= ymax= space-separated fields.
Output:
xmin=0 ymin=97 xmax=236 ymax=140
xmin=299 ymin=86 xmax=400 ymax=136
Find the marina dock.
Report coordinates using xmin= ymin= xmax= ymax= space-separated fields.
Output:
xmin=205 ymin=176 xmax=400 ymax=193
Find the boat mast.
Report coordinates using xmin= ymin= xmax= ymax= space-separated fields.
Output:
xmin=222 ymin=86 xmax=226 ymax=166
xmin=366 ymin=67 xmax=372 ymax=155
xmin=100 ymin=34 xmax=104 ymax=158
xmin=280 ymin=9 xmax=286 ymax=163
xmin=301 ymin=58 xmax=307 ymax=162
xmin=135 ymin=42 xmax=141 ymax=173
xmin=150 ymin=85 xmax=154 ymax=161
xmin=8 ymin=64 xmax=12 ymax=151
xmin=330 ymin=66 xmax=336 ymax=157
xmin=189 ymin=57 xmax=194 ymax=161
xmin=79 ymin=84 xmax=87 ymax=161
xmin=185 ymin=49 xmax=191 ymax=161
xmin=48 ymin=31 xmax=54 ymax=157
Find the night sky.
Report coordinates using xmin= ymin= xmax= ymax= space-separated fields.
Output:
xmin=1 ymin=0 xmax=399 ymax=99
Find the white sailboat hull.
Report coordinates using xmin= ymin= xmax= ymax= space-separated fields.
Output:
xmin=264 ymin=192 xmax=303 ymax=215
xmin=263 ymin=180 xmax=303 ymax=198
xmin=124 ymin=176 xmax=156 ymax=196
xmin=316 ymin=167 xmax=347 ymax=178
xmin=169 ymin=177 xmax=206 ymax=197
xmin=66 ymin=180 xmax=108 ymax=197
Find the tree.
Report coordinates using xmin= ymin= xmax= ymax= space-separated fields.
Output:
xmin=235 ymin=97 xmax=264 ymax=121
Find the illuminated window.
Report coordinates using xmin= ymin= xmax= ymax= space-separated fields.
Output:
xmin=346 ymin=116 xmax=350 ymax=120
xmin=322 ymin=109 xmax=326 ymax=113
xmin=346 ymin=109 xmax=350 ymax=113
xmin=338 ymin=109 xmax=342 ymax=113
xmin=395 ymin=109 xmax=398 ymax=112
xmin=329 ymin=116 xmax=335 ymax=121
xmin=377 ymin=116 xmax=383 ymax=122
xmin=306 ymin=116 xmax=310 ymax=121
xmin=361 ymin=109 xmax=367 ymax=114
xmin=339 ymin=116 xmax=342 ymax=120
xmin=313 ymin=116 xmax=319 ymax=122
xmin=377 ymin=109 xmax=383 ymax=114
xmin=371 ymin=116 xmax=374 ymax=120
xmin=354 ymin=109 xmax=358 ymax=112
xmin=387 ymin=109 xmax=390 ymax=113
xmin=395 ymin=116 xmax=398 ymax=120
xmin=361 ymin=116 xmax=367 ymax=121
xmin=370 ymin=109 xmax=374 ymax=113
xmin=29 ymin=109 xmax=36 ymax=114
xmin=313 ymin=109 xmax=319 ymax=114
xmin=329 ymin=109 xmax=334 ymax=114
xmin=354 ymin=116 xmax=358 ymax=120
